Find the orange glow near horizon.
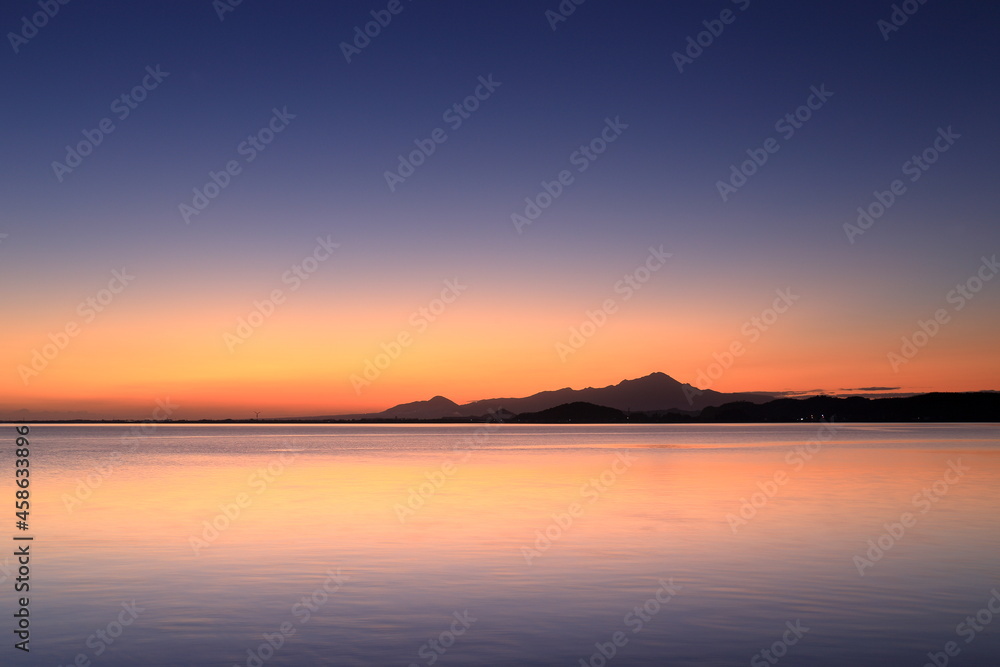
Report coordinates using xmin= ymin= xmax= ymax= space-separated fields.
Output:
xmin=3 ymin=281 xmax=998 ymax=419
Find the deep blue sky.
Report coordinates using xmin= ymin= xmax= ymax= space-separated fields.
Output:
xmin=3 ymin=1 xmax=999 ymax=417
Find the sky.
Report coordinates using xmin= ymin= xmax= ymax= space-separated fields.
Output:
xmin=2 ymin=0 xmax=998 ymax=419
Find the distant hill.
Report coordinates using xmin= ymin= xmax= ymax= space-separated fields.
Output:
xmin=698 ymin=392 xmax=1000 ymax=423
xmin=505 ymin=392 xmax=1000 ymax=423
xmin=514 ymin=402 xmax=628 ymax=423
xmin=377 ymin=395 xmax=463 ymax=419
xmin=27 ymin=387 xmax=994 ymax=425
xmin=328 ymin=372 xmax=772 ymax=420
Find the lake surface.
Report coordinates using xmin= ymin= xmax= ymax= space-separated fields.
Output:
xmin=8 ymin=423 xmax=1000 ymax=666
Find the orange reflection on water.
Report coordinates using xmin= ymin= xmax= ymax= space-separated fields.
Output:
xmin=34 ymin=441 xmax=1000 ymax=582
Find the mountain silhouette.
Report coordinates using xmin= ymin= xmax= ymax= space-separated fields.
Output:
xmin=460 ymin=371 xmax=769 ymax=415
xmin=330 ymin=372 xmax=771 ymax=420
xmin=377 ymin=395 xmax=463 ymax=419
xmin=514 ymin=402 xmax=628 ymax=423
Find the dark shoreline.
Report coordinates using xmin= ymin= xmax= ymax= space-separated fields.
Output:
xmin=6 ymin=392 xmax=997 ymax=425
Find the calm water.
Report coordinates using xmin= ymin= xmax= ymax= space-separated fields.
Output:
xmin=7 ymin=423 xmax=1000 ymax=666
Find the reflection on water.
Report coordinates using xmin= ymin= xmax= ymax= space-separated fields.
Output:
xmin=13 ymin=424 xmax=1000 ymax=665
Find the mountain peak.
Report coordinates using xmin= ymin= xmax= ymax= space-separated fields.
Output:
xmin=426 ymin=395 xmax=459 ymax=406
xmin=618 ymin=371 xmax=681 ymax=386
xmin=377 ymin=395 xmax=461 ymax=419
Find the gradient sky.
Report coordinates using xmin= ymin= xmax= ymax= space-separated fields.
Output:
xmin=2 ymin=1 xmax=998 ymax=419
